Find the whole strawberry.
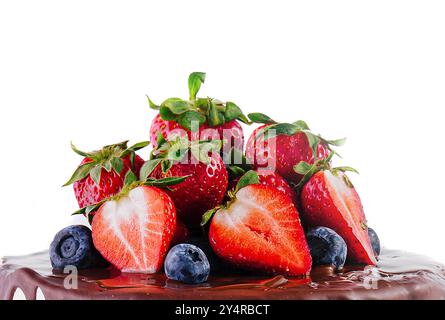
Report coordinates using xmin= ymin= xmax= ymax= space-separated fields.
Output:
xmin=63 ymin=140 xmax=149 ymax=209
xmin=227 ymin=169 xmax=296 ymax=204
xmin=245 ymin=113 xmax=344 ymax=184
xmin=141 ymin=135 xmax=228 ymax=231
xmin=148 ymin=72 xmax=248 ymax=155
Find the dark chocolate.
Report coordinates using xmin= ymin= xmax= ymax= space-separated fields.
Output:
xmin=1 ymin=248 xmax=445 ymax=300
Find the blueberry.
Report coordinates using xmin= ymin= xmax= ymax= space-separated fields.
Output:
xmin=50 ymin=225 xmax=107 ymax=269
xmin=185 ymin=237 xmax=222 ymax=272
xmin=306 ymin=227 xmax=347 ymax=269
xmin=368 ymin=227 xmax=381 ymax=256
xmin=164 ymin=244 xmax=210 ymax=284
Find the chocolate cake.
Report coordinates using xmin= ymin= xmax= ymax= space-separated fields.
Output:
xmin=4 ymin=72 xmax=443 ymax=301
xmin=1 ymin=248 xmax=445 ymax=300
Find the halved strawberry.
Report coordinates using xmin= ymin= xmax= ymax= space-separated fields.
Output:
xmin=300 ymin=170 xmax=377 ymax=265
xmin=92 ymin=186 xmax=176 ymax=273
xmin=206 ymin=178 xmax=312 ymax=276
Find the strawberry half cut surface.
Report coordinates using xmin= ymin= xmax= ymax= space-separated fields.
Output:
xmin=300 ymin=170 xmax=377 ymax=265
xmin=92 ymin=186 xmax=176 ymax=273
xmin=208 ymin=184 xmax=312 ymax=276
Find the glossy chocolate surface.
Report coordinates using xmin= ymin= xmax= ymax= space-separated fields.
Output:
xmin=1 ymin=249 xmax=445 ymax=300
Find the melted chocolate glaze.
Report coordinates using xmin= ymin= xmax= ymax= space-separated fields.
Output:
xmin=1 ymin=249 xmax=445 ymax=300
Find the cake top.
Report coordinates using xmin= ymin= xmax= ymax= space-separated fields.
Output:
xmin=2 ymin=249 xmax=445 ymax=300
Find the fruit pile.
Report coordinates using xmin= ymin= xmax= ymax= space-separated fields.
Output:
xmin=50 ymin=72 xmax=380 ymax=284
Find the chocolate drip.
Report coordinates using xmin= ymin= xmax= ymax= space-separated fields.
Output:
xmin=1 ymin=249 xmax=445 ymax=300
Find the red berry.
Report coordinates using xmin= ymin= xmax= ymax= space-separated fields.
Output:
xmin=150 ymin=113 xmax=244 ymax=153
xmin=92 ymin=186 xmax=176 ymax=273
xmin=150 ymin=152 xmax=228 ymax=231
xmin=64 ymin=140 xmax=148 ymax=211
xmin=209 ymin=185 xmax=312 ymax=276
xmin=74 ymin=155 xmax=144 ymax=208
xmin=228 ymin=170 xmax=296 ymax=204
xmin=300 ymin=170 xmax=376 ymax=265
xmin=246 ymin=124 xmax=329 ymax=184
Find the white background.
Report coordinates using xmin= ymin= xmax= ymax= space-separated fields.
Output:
xmin=1 ymin=1 xmax=444 ymax=263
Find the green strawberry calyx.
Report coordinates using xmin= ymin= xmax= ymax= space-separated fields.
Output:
xmin=200 ymin=170 xmax=260 ymax=227
xmin=147 ymin=72 xmax=250 ymax=130
xmin=72 ymin=170 xmax=190 ymax=224
xmin=248 ymin=112 xmax=346 ymax=160
xmin=293 ymin=152 xmax=359 ymax=192
xmin=139 ymin=134 xmax=223 ymax=180
xmin=63 ymin=140 xmax=150 ymax=187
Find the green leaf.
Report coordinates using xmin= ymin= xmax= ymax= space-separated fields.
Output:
xmin=208 ymin=102 xmax=224 ymax=127
xmin=146 ymin=95 xmax=160 ymax=110
xmin=325 ymin=137 xmax=347 ymax=147
xmin=195 ymin=98 xmax=210 ymax=111
xmin=63 ymin=161 xmax=96 ymax=186
xmin=294 ymin=163 xmax=319 ymax=191
xmin=188 ymin=72 xmax=206 ymax=100
xmin=224 ymin=102 xmax=243 ymax=122
xmin=293 ymin=120 xmax=310 ymax=130
xmin=103 ymin=140 xmax=129 ymax=151
xmin=90 ymin=165 xmax=102 ymax=186
xmin=177 ymin=110 xmax=206 ymax=131
xmin=85 ymin=202 xmax=103 ymax=215
xmin=333 ymin=166 xmax=359 ymax=175
xmin=144 ymin=175 xmax=189 ymax=187
xmin=248 ymin=113 xmax=276 ymax=124
xmin=227 ymin=165 xmax=246 ymax=178
xmin=159 ymin=105 xmax=177 ymax=121
xmin=166 ymin=138 xmax=189 ymax=162
xmin=88 ymin=213 xmax=94 ymax=225
xmin=156 ymin=132 xmax=166 ymax=147
xmin=190 ymin=140 xmax=222 ymax=164
xmin=324 ymin=152 xmax=336 ymax=164
xmin=129 ymin=150 xmax=136 ymax=170
xmin=236 ymin=170 xmax=259 ymax=191
xmin=110 ymin=157 xmax=124 ymax=174
xmin=161 ymin=160 xmax=172 ymax=173
xmin=70 ymin=142 xmax=95 ymax=158
xmin=304 ymin=131 xmax=320 ymax=158
xmin=293 ymin=161 xmax=313 ymax=175
xmin=237 ymin=113 xmax=251 ymax=124
xmin=103 ymin=160 xmax=112 ymax=172
xmin=264 ymin=123 xmax=300 ymax=139
xmin=201 ymin=207 xmax=220 ymax=226
xmin=162 ymin=98 xmax=190 ymax=115
xmin=140 ymin=159 xmax=162 ymax=181
xmin=342 ymin=174 xmax=355 ymax=188
xmin=127 ymin=141 xmax=150 ymax=152
xmin=71 ymin=207 xmax=87 ymax=216
xmin=124 ymin=170 xmax=137 ymax=186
